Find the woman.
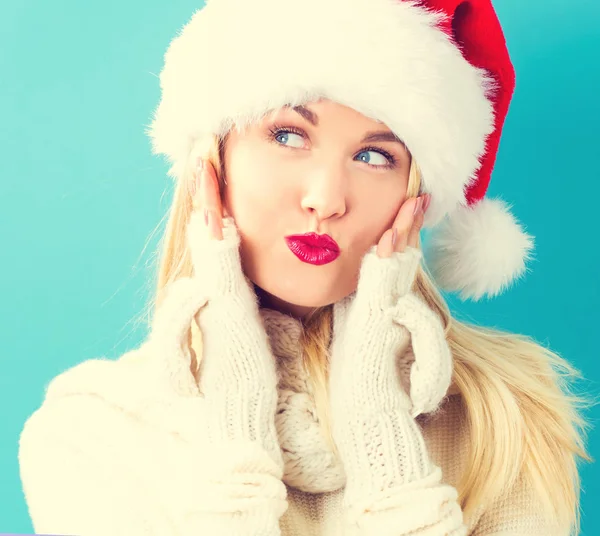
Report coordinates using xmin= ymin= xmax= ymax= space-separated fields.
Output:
xmin=18 ymin=0 xmax=594 ymax=534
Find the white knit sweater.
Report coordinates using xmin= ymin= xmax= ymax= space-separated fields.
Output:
xmin=18 ymin=216 xmax=562 ymax=535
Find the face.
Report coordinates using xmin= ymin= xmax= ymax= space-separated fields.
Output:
xmin=221 ymin=99 xmax=412 ymax=319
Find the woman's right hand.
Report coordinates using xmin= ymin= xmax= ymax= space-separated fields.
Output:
xmin=176 ymin=156 xmax=283 ymax=470
xmin=149 ymin=155 xmax=282 ymax=453
xmin=186 ymin=156 xmax=278 ymax=389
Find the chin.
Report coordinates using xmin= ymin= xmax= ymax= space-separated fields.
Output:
xmin=254 ymin=277 xmax=350 ymax=311
xmin=283 ymin=291 xmax=334 ymax=309
xmin=247 ymin=254 xmax=356 ymax=312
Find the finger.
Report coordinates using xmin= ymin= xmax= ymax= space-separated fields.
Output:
xmin=407 ymin=200 xmax=425 ymax=249
xmin=390 ymin=293 xmax=452 ymax=416
xmin=199 ymin=158 xmax=224 ymax=241
xmin=376 ymin=196 xmax=418 ymax=258
xmin=376 ymin=228 xmax=395 ymax=258
xmin=392 ymin=197 xmax=419 ymax=253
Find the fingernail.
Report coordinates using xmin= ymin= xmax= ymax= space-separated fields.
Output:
xmin=204 ymin=209 xmax=209 ymax=226
xmin=391 ymin=227 xmax=398 ymax=248
xmin=413 ymin=197 xmax=423 ymax=216
xmin=423 ymin=194 xmax=431 ymax=213
xmin=207 ymin=209 xmax=222 ymax=238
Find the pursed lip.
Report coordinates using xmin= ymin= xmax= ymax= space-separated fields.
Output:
xmin=284 ymin=233 xmax=340 ymax=252
xmin=284 ymin=233 xmax=341 ymax=266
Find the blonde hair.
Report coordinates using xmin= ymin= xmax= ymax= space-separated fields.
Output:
xmin=140 ymin=130 xmax=596 ymax=535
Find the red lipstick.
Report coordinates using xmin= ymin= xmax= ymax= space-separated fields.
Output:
xmin=285 ymin=233 xmax=340 ymax=266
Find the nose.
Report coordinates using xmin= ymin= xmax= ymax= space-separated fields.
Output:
xmin=300 ymin=165 xmax=347 ymax=222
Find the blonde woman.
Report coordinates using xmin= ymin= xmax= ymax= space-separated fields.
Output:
xmin=18 ymin=0 xmax=594 ymax=535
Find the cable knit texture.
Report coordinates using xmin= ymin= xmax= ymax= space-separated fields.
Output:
xmin=17 ymin=215 xmax=562 ymax=535
xmin=328 ymin=245 xmax=462 ymax=534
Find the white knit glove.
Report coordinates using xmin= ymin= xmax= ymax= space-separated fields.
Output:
xmin=193 ymin=213 xmax=284 ymax=461
xmin=329 ymin=244 xmax=459 ymax=532
xmin=148 ymin=211 xmax=287 ymax=533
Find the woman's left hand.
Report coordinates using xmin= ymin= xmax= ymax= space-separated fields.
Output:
xmin=327 ymin=193 xmax=458 ymax=527
xmin=329 ymin=193 xmax=453 ymax=420
xmin=377 ymin=193 xmax=428 ymax=258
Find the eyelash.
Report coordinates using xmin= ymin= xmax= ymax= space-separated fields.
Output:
xmin=267 ymin=123 xmax=397 ymax=170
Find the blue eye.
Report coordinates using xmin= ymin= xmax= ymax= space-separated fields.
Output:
xmin=273 ymin=130 xmax=304 ymax=148
xmin=356 ymin=150 xmax=390 ymax=167
xmin=268 ymin=124 xmax=397 ymax=170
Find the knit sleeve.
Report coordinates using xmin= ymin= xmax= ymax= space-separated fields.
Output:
xmin=19 ymin=393 xmax=180 ymax=535
xmin=19 ymin=212 xmax=290 ymax=534
xmin=18 ymin=385 xmax=288 ymax=535
xmin=328 ymin=248 xmax=465 ymax=535
xmin=339 ymin=414 xmax=467 ymax=536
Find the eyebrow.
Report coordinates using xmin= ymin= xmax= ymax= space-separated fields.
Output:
xmin=289 ymin=104 xmax=407 ymax=147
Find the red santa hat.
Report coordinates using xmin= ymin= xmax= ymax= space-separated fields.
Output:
xmin=146 ymin=0 xmax=535 ymax=301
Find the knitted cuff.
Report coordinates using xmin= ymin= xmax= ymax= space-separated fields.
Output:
xmin=185 ymin=504 xmax=286 ymax=536
xmin=197 ymin=295 xmax=278 ymax=390
xmin=184 ymin=511 xmax=285 ymax=536
xmin=335 ymin=407 xmax=437 ymax=509
xmin=203 ymin=387 xmax=284 ymax=472
xmin=344 ymin=467 xmax=466 ymax=536
xmin=188 ymin=440 xmax=288 ymax=535
xmin=197 ymin=294 xmax=283 ymax=468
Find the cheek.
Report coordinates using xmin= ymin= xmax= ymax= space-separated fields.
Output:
xmin=353 ymin=183 xmax=406 ymax=244
xmin=223 ymin=153 xmax=288 ymax=230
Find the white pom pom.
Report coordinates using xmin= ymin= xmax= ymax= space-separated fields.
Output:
xmin=423 ymin=197 xmax=536 ymax=301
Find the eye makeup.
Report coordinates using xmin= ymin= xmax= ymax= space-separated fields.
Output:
xmin=265 ymin=123 xmax=399 ymax=170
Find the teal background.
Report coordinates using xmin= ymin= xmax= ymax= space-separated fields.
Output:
xmin=1 ymin=0 xmax=599 ymax=533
